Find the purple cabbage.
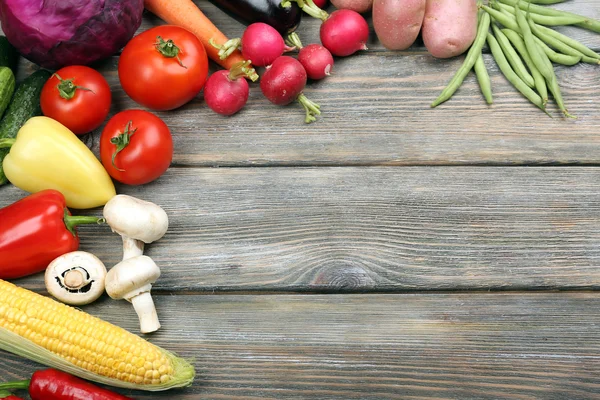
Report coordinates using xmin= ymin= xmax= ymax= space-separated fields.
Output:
xmin=0 ymin=0 xmax=144 ymax=69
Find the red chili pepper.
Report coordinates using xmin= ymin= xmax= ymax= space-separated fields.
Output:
xmin=0 ymin=389 xmax=24 ymax=399
xmin=0 ymin=189 xmax=104 ymax=279
xmin=0 ymin=369 xmax=132 ymax=400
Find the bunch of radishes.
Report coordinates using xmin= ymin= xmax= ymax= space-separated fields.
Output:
xmin=203 ymin=0 xmax=370 ymax=123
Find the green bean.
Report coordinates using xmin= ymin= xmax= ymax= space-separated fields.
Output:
xmin=515 ymin=3 xmax=554 ymax=81
xmin=522 ymin=0 xmax=568 ymax=4
xmin=482 ymin=4 xmax=519 ymax=31
xmin=491 ymin=24 xmax=535 ymax=87
xmin=495 ymin=3 xmax=586 ymax=25
xmin=497 ymin=0 xmax=600 ymax=33
xmin=431 ymin=11 xmax=491 ymax=107
xmin=487 ymin=33 xmax=546 ymax=111
xmin=534 ymin=36 xmax=582 ymax=65
xmin=501 ymin=28 xmax=548 ymax=105
xmin=474 ymin=53 xmax=493 ymax=104
xmin=534 ymin=24 xmax=600 ymax=61
xmin=528 ymin=20 xmax=598 ymax=64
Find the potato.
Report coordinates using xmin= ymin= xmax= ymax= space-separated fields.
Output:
xmin=421 ymin=0 xmax=478 ymax=58
xmin=373 ymin=0 xmax=426 ymax=50
xmin=331 ymin=0 xmax=373 ymax=14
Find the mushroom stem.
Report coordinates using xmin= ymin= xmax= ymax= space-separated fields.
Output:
xmin=130 ymin=291 xmax=161 ymax=334
xmin=63 ymin=269 xmax=86 ymax=289
xmin=122 ymin=236 xmax=144 ymax=260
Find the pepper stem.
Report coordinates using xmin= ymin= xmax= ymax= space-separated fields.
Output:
xmin=297 ymin=93 xmax=321 ymax=124
xmin=155 ymin=36 xmax=187 ymax=68
xmin=110 ymin=120 xmax=136 ymax=171
xmin=54 ymin=73 xmax=93 ymax=100
xmin=281 ymin=0 xmax=328 ymax=21
xmin=228 ymin=60 xmax=259 ymax=82
xmin=63 ymin=209 xmax=105 ymax=237
xmin=210 ymin=38 xmax=242 ymax=60
xmin=0 ymin=138 xmax=15 ymax=149
xmin=0 ymin=380 xmax=30 ymax=391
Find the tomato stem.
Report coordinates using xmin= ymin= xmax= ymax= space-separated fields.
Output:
xmin=54 ymin=73 xmax=94 ymax=100
xmin=110 ymin=120 xmax=137 ymax=171
xmin=155 ymin=36 xmax=187 ymax=68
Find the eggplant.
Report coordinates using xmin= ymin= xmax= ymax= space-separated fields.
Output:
xmin=208 ymin=0 xmax=302 ymax=35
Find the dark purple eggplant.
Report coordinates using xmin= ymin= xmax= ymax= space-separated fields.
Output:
xmin=208 ymin=0 xmax=302 ymax=35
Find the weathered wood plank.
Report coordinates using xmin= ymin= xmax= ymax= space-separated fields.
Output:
xmin=3 ymin=166 xmax=600 ymax=293
xmin=2 ymin=292 xmax=600 ymax=399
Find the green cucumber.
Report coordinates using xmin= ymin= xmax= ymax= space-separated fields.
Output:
xmin=0 ymin=67 xmax=16 ymax=120
xmin=0 ymin=68 xmax=52 ymax=185
xmin=0 ymin=36 xmax=19 ymax=73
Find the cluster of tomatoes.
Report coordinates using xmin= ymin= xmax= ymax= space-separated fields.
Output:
xmin=41 ymin=25 xmax=208 ymax=186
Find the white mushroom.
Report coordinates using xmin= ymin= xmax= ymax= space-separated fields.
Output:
xmin=105 ymin=255 xmax=161 ymax=333
xmin=103 ymin=195 xmax=169 ymax=260
xmin=45 ymin=251 xmax=107 ymax=306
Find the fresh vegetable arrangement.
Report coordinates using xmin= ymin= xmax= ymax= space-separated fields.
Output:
xmin=0 ymin=0 xmax=598 ymax=396
xmin=432 ymin=0 xmax=600 ymax=116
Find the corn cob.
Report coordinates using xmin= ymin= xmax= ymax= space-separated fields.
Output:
xmin=0 ymin=279 xmax=194 ymax=391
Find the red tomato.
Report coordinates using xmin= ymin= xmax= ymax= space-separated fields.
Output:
xmin=118 ymin=25 xmax=209 ymax=111
xmin=40 ymin=66 xmax=111 ymax=135
xmin=99 ymin=110 xmax=173 ymax=185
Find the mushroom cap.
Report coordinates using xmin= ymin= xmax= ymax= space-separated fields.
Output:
xmin=105 ymin=255 xmax=161 ymax=300
xmin=103 ymin=195 xmax=169 ymax=244
xmin=45 ymin=251 xmax=107 ymax=306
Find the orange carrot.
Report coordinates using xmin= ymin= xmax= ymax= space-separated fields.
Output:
xmin=144 ymin=0 xmax=247 ymax=70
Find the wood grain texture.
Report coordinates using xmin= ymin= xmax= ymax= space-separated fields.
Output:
xmin=3 ymin=166 xmax=600 ymax=293
xmin=2 ymin=292 xmax=600 ymax=399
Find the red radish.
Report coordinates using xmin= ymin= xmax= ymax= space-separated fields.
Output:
xmin=284 ymin=0 xmax=369 ymax=57
xmin=260 ymin=55 xmax=321 ymax=123
xmin=211 ymin=22 xmax=293 ymax=67
xmin=313 ymin=0 xmax=329 ymax=7
xmin=204 ymin=61 xmax=257 ymax=116
xmin=287 ymin=32 xmax=334 ymax=80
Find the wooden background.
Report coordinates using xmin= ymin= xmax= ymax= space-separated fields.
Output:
xmin=1 ymin=1 xmax=600 ymax=398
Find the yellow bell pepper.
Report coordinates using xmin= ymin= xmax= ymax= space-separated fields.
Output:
xmin=1 ymin=116 xmax=116 ymax=209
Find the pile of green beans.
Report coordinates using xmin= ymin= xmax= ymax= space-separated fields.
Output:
xmin=431 ymin=0 xmax=600 ymax=118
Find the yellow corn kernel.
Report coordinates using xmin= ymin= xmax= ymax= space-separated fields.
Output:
xmin=0 ymin=279 xmax=194 ymax=391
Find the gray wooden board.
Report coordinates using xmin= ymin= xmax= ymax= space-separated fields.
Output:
xmin=3 ymin=166 xmax=600 ymax=293
xmin=1 ymin=292 xmax=600 ymax=399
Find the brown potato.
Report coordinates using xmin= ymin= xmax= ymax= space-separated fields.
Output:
xmin=422 ymin=0 xmax=478 ymax=58
xmin=373 ymin=0 xmax=426 ymax=50
xmin=330 ymin=0 xmax=373 ymax=13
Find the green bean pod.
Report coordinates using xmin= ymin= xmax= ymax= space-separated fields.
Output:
xmin=431 ymin=11 xmax=491 ymax=108
xmin=487 ymin=33 xmax=546 ymax=112
xmin=521 ymin=0 xmax=568 ymax=4
xmin=501 ymin=28 xmax=548 ymax=106
xmin=515 ymin=4 xmax=554 ymax=81
xmin=529 ymin=21 xmax=598 ymax=64
xmin=534 ymin=24 xmax=600 ymax=61
xmin=534 ymin=36 xmax=582 ymax=66
xmin=491 ymin=24 xmax=535 ymax=87
xmin=497 ymin=0 xmax=600 ymax=33
xmin=483 ymin=4 xmax=519 ymax=31
xmin=495 ymin=3 xmax=587 ymax=25
xmin=474 ymin=53 xmax=493 ymax=104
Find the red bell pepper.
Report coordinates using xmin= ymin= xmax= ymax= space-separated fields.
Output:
xmin=0 ymin=369 xmax=132 ymax=400
xmin=0 ymin=189 xmax=104 ymax=279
